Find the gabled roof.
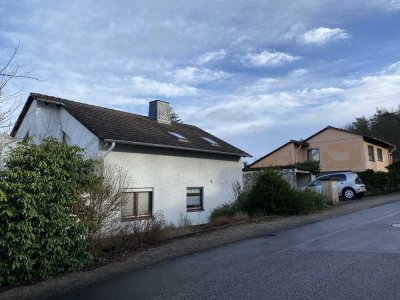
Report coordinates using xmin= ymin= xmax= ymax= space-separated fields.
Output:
xmin=11 ymin=93 xmax=251 ymax=157
xmin=248 ymin=139 xmax=309 ymax=168
xmin=247 ymin=125 xmax=395 ymax=168
xmin=305 ymin=126 xmax=395 ymax=149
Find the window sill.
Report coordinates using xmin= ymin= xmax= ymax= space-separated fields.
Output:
xmin=121 ymin=215 xmax=153 ymax=222
xmin=187 ymin=208 xmax=204 ymax=212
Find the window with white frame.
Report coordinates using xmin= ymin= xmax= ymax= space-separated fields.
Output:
xmin=186 ymin=187 xmax=203 ymax=211
xmin=121 ymin=190 xmax=153 ymax=219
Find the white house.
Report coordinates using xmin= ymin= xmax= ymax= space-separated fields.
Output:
xmin=0 ymin=133 xmax=15 ymax=170
xmin=11 ymin=93 xmax=251 ymax=226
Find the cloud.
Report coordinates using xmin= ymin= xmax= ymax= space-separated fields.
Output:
xmin=241 ymin=50 xmax=300 ymax=67
xmin=299 ymin=27 xmax=350 ymax=45
xmin=169 ymin=67 xmax=229 ymax=85
xmin=391 ymin=0 xmax=400 ymax=10
xmin=131 ymin=76 xmax=198 ymax=97
xmin=196 ymin=49 xmax=226 ymax=65
xmin=181 ymin=61 xmax=400 ymax=138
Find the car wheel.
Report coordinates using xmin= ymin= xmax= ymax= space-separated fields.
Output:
xmin=343 ymin=188 xmax=356 ymax=200
xmin=356 ymin=193 xmax=364 ymax=199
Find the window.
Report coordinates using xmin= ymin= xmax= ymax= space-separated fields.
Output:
xmin=309 ymin=180 xmax=321 ymax=187
xmin=186 ymin=187 xmax=203 ymax=211
xmin=168 ymin=131 xmax=188 ymax=142
xmin=121 ymin=191 xmax=153 ymax=219
xmin=329 ymin=174 xmax=346 ymax=182
xmin=377 ymin=148 xmax=383 ymax=162
xmin=368 ymin=145 xmax=375 ymax=161
xmin=22 ymin=130 xmax=29 ymax=142
xmin=201 ymin=137 xmax=219 ymax=146
xmin=62 ymin=131 xmax=71 ymax=144
xmin=307 ymin=148 xmax=320 ymax=162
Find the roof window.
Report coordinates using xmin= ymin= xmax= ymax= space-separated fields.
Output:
xmin=202 ymin=136 xmax=219 ymax=146
xmin=169 ymin=131 xmax=188 ymax=142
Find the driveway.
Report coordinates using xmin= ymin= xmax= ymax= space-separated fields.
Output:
xmin=55 ymin=200 xmax=400 ymax=300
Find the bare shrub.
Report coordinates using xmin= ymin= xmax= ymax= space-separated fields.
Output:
xmin=90 ymin=212 xmax=173 ymax=257
xmin=77 ymin=161 xmax=129 ymax=240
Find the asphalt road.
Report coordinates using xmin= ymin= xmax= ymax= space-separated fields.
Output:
xmin=56 ymin=201 xmax=400 ymax=300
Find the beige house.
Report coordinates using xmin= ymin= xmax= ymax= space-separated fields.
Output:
xmin=249 ymin=126 xmax=395 ymax=173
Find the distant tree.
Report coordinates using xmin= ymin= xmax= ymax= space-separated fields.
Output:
xmin=344 ymin=107 xmax=400 ymax=161
xmin=345 ymin=116 xmax=370 ymax=135
xmin=170 ymin=106 xmax=182 ymax=124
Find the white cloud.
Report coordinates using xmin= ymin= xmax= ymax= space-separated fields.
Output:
xmin=391 ymin=0 xmax=400 ymax=10
xmin=131 ymin=76 xmax=198 ymax=97
xmin=241 ymin=50 xmax=300 ymax=67
xmin=169 ymin=67 xmax=229 ymax=84
xmin=300 ymin=27 xmax=350 ymax=45
xmin=181 ymin=61 xmax=400 ymax=139
xmin=196 ymin=49 xmax=226 ymax=65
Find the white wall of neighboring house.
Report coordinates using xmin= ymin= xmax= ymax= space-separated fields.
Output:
xmin=104 ymin=144 xmax=243 ymax=225
xmin=14 ymin=100 xmax=100 ymax=158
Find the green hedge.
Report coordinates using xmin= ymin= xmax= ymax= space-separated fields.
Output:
xmin=210 ymin=169 xmax=327 ymax=220
xmin=0 ymin=139 xmax=98 ymax=286
xmin=357 ymin=169 xmax=390 ymax=194
xmin=241 ymin=169 xmax=326 ymax=215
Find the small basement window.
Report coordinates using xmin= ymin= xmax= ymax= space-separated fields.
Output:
xmin=169 ymin=131 xmax=188 ymax=142
xmin=22 ymin=130 xmax=29 ymax=142
xmin=201 ymin=136 xmax=219 ymax=146
xmin=187 ymin=187 xmax=203 ymax=211
xmin=62 ymin=131 xmax=71 ymax=145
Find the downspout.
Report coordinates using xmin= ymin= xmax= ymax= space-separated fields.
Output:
xmin=102 ymin=141 xmax=115 ymax=159
xmin=294 ymin=144 xmax=303 ymax=164
xmin=389 ymin=146 xmax=397 ymax=164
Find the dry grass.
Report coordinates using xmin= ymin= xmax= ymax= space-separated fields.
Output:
xmin=208 ymin=212 xmax=249 ymax=227
xmin=89 ymin=212 xmax=173 ymax=258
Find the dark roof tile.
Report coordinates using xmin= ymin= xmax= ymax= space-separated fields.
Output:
xmin=11 ymin=93 xmax=251 ymax=157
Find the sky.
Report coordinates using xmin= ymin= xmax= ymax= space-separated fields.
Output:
xmin=1 ymin=0 xmax=400 ymax=161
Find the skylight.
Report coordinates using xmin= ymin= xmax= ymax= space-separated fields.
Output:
xmin=169 ymin=131 xmax=188 ymax=142
xmin=202 ymin=136 xmax=219 ymax=146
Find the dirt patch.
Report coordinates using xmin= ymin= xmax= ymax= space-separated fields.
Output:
xmin=2 ymin=193 xmax=400 ymax=300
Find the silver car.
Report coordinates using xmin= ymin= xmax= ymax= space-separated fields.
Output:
xmin=307 ymin=172 xmax=367 ymax=200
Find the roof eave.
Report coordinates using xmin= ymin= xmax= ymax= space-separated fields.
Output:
xmin=104 ymin=139 xmax=252 ymax=158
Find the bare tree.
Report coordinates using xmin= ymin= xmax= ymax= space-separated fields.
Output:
xmin=0 ymin=44 xmax=38 ymax=133
xmin=0 ymin=44 xmax=39 ymax=166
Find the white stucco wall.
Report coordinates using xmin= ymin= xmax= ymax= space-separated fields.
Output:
xmin=0 ymin=134 xmax=15 ymax=170
xmin=104 ymin=144 xmax=243 ymax=225
xmin=13 ymin=99 xmax=244 ymax=227
xmin=14 ymin=100 xmax=99 ymax=158
xmin=14 ymin=100 xmax=37 ymax=141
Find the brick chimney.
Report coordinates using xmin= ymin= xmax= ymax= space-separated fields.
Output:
xmin=148 ymin=100 xmax=171 ymax=124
